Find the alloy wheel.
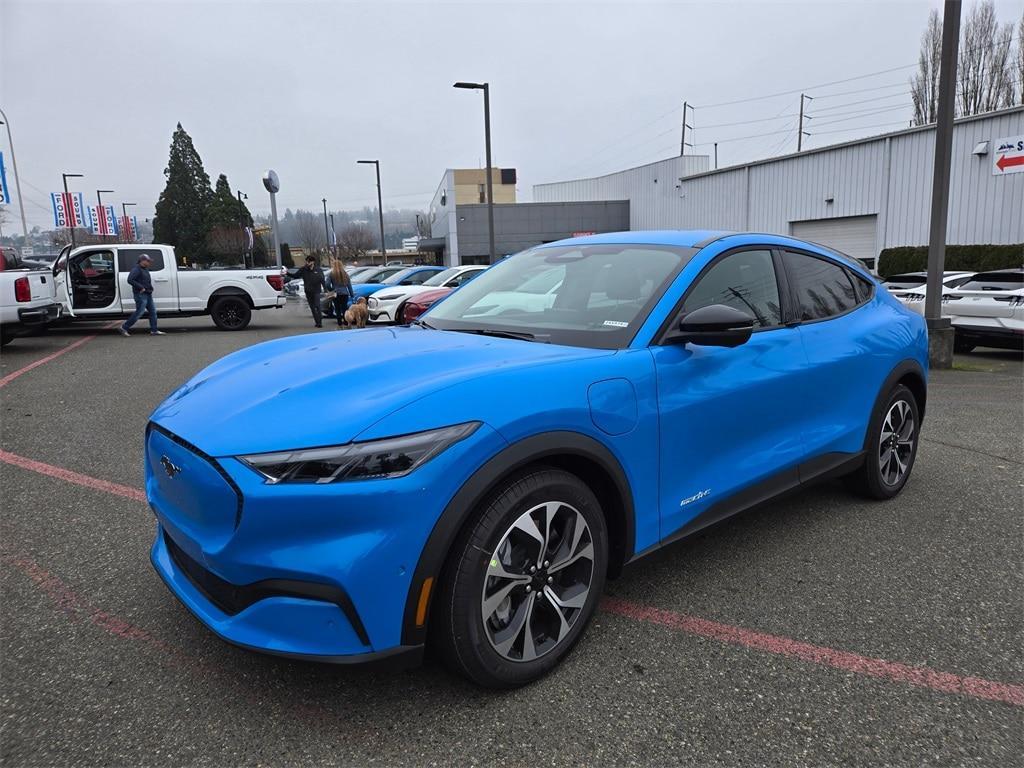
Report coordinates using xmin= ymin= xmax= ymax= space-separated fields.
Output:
xmin=481 ymin=501 xmax=595 ymax=663
xmin=878 ymin=399 xmax=915 ymax=486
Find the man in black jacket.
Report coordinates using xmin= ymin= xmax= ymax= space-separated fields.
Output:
xmin=296 ymin=255 xmax=326 ymax=328
xmin=119 ymin=254 xmax=165 ymax=336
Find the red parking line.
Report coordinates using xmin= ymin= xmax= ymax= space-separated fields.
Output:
xmin=602 ymin=597 xmax=1024 ymax=707
xmin=3 ymin=447 xmax=1020 ymax=707
xmin=0 ymin=321 xmax=120 ymax=389
xmin=0 ymin=449 xmax=146 ymax=503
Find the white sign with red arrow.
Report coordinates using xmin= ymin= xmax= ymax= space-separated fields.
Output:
xmin=992 ymin=135 xmax=1024 ymax=176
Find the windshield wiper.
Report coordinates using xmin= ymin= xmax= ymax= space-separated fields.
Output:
xmin=412 ymin=318 xmax=437 ymax=329
xmin=454 ymin=327 xmax=549 ymax=343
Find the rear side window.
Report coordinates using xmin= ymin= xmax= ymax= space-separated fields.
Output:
xmin=683 ymin=249 xmax=782 ymax=329
xmin=958 ymin=272 xmax=1024 ymax=291
xmin=784 ymin=251 xmax=861 ymax=321
xmin=118 ymin=249 xmax=165 ymax=271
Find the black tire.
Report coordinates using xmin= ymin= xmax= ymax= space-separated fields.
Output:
xmin=845 ymin=383 xmax=920 ymax=500
xmin=0 ymin=331 xmax=13 ymax=347
xmin=953 ymin=337 xmax=975 ymax=353
xmin=433 ymin=467 xmax=608 ymax=688
xmin=210 ymin=296 xmax=251 ymax=331
xmin=394 ymin=301 xmax=408 ymax=325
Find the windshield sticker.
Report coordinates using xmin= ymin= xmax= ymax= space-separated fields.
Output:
xmin=602 ymin=320 xmax=629 ymax=328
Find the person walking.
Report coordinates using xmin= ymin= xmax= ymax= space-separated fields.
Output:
xmin=326 ymin=259 xmax=353 ymax=327
xmin=296 ymin=255 xmax=327 ymax=328
xmin=119 ymin=254 xmax=165 ymax=336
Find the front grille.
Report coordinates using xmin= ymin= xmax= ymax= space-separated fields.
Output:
xmin=148 ymin=422 xmax=244 ymax=529
xmin=164 ymin=531 xmax=370 ymax=645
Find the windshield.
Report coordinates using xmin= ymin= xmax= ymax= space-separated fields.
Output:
xmin=383 ymin=267 xmax=427 ymax=285
xmin=959 ymin=271 xmax=1024 ymax=291
xmin=423 ymin=267 xmax=460 ymax=287
xmin=425 ymin=244 xmax=695 ymax=348
xmin=352 ymin=267 xmax=391 ymax=284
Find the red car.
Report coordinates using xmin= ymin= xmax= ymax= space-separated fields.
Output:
xmin=400 ymin=287 xmax=452 ymax=323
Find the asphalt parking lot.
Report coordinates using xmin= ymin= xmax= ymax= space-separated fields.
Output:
xmin=1 ymin=303 xmax=1021 ymax=767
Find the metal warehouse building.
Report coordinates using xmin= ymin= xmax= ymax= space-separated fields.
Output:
xmin=534 ymin=106 xmax=1024 ymax=268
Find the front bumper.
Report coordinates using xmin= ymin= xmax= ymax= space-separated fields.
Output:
xmin=146 ymin=421 xmax=505 ymax=663
xmin=18 ymin=302 xmax=61 ymax=326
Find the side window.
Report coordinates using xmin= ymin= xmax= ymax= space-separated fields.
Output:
xmin=76 ymin=250 xmax=116 ymax=277
xmin=118 ymin=249 xmax=165 ymax=271
xmin=850 ymin=271 xmax=875 ymax=302
xmin=408 ymin=271 xmax=434 ymax=285
xmin=784 ymin=251 xmax=860 ymax=321
xmin=682 ymin=249 xmax=782 ymax=329
xmin=450 ymin=270 xmax=481 ymax=287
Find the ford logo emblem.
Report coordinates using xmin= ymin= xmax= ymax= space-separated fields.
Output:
xmin=160 ymin=455 xmax=182 ymax=479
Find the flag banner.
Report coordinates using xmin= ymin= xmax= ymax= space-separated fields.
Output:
xmin=329 ymin=225 xmax=337 ymax=248
xmin=51 ymin=192 xmax=86 ymax=228
xmin=245 ymin=226 xmax=254 ymax=251
xmin=132 ymin=216 xmax=139 ymax=240
xmin=0 ymin=153 xmax=10 ymax=206
xmin=119 ymin=215 xmax=139 ymax=241
xmin=87 ymin=205 xmax=118 ymax=236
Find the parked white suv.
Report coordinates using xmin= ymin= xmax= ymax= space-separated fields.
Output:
xmin=941 ymin=269 xmax=1024 ymax=352
xmin=367 ymin=265 xmax=487 ymax=323
xmin=883 ymin=271 xmax=974 ymax=315
xmin=0 ymin=247 xmax=61 ymax=346
xmin=52 ymin=244 xmax=284 ymax=330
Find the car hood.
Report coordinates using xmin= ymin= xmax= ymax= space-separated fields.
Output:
xmin=150 ymin=327 xmax=608 ymax=456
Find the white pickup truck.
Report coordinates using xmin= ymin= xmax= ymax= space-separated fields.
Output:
xmin=0 ymin=247 xmax=62 ymax=346
xmin=52 ymin=244 xmax=284 ymax=330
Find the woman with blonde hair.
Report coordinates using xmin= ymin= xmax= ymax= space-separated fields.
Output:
xmin=326 ymin=259 xmax=353 ymax=326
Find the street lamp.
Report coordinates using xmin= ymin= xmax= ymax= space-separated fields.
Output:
xmin=453 ymin=81 xmax=496 ymax=264
xmin=0 ymin=110 xmax=30 ymax=246
xmin=122 ymin=202 xmax=136 ymax=242
xmin=97 ymin=189 xmax=114 ymax=239
xmin=62 ymin=173 xmax=84 ymax=248
xmin=356 ymin=160 xmax=386 ymax=265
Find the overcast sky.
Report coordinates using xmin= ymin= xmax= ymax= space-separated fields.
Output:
xmin=2 ymin=0 xmax=1023 ymax=231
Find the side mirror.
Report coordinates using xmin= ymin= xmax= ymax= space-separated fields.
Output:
xmin=668 ymin=304 xmax=754 ymax=348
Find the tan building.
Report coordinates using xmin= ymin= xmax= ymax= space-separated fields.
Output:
xmin=447 ymin=168 xmax=518 ymax=205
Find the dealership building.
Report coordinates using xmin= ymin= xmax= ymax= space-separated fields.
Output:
xmin=534 ymin=106 xmax=1024 ymax=269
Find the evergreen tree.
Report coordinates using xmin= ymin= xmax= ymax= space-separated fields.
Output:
xmin=205 ymin=173 xmax=255 ymax=262
xmin=153 ymin=123 xmax=213 ymax=263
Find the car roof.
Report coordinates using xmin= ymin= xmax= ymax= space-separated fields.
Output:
xmin=541 ymin=230 xmax=731 ymax=249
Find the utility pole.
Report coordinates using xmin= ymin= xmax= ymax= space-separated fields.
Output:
xmin=329 ymin=213 xmax=336 ymax=258
xmin=0 ymin=109 xmax=30 ymax=246
xmin=321 ymin=198 xmax=329 ymax=266
xmin=797 ymin=94 xmax=813 ymax=152
xmin=679 ymin=101 xmax=692 ymax=156
xmin=358 ymin=160 xmax=387 ymax=265
xmin=924 ymin=0 xmax=962 ymax=368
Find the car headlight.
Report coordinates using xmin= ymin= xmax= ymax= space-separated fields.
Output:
xmin=240 ymin=422 xmax=480 ymax=484
xmin=376 ymin=294 xmax=403 ymax=301
xmin=367 ymin=297 xmax=378 ymax=308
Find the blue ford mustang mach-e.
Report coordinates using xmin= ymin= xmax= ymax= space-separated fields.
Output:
xmin=147 ymin=231 xmax=927 ymax=687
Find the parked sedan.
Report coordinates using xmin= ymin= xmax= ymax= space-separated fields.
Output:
xmin=368 ymin=265 xmax=487 ymax=323
xmin=941 ymin=268 xmax=1024 ymax=352
xmin=350 ymin=265 xmax=445 ymax=302
xmin=147 ymin=230 xmax=927 ymax=688
xmin=400 ymin=287 xmax=454 ymax=324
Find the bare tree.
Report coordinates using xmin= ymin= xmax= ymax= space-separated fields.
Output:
xmin=294 ymin=210 xmax=325 ymax=255
xmin=911 ymin=9 xmax=943 ymax=126
xmin=958 ymin=0 xmax=1016 ymax=116
xmin=337 ymin=224 xmax=376 ymax=264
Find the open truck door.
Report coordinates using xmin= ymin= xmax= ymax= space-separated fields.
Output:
xmin=51 ymin=245 xmax=75 ymax=318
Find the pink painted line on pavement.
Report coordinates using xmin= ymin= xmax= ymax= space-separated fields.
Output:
xmin=0 ymin=449 xmax=146 ymax=503
xmin=0 ymin=320 xmax=121 ymax=389
xmin=602 ymin=596 xmax=1024 ymax=707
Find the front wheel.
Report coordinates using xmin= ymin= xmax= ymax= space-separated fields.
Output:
xmin=434 ymin=468 xmax=608 ymax=688
xmin=845 ymin=383 xmax=920 ymax=499
xmin=210 ymin=296 xmax=251 ymax=330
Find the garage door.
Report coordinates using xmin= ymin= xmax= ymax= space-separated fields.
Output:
xmin=790 ymin=215 xmax=878 ymax=268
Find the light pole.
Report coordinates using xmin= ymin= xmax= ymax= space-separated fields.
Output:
xmin=321 ymin=198 xmax=330 ymax=265
xmin=453 ymin=82 xmax=496 ymax=263
xmin=357 ymin=159 xmax=387 ymax=265
xmin=62 ymin=173 xmax=84 ymax=248
xmin=97 ymin=189 xmax=114 ymax=239
xmin=122 ymin=202 xmax=136 ymax=242
xmin=236 ymin=189 xmax=248 ymax=267
xmin=0 ymin=110 xmax=29 ymax=246
xmin=329 ymin=213 xmax=336 ymax=258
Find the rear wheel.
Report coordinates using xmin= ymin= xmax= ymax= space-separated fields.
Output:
xmin=210 ymin=296 xmax=251 ymax=331
xmin=434 ymin=468 xmax=608 ymax=688
xmin=845 ymin=384 xmax=920 ymax=499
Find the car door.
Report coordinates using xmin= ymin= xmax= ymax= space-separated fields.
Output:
xmin=119 ymin=248 xmax=179 ymax=313
xmin=651 ymin=247 xmax=810 ymax=540
xmin=781 ymin=248 xmax=878 ymax=461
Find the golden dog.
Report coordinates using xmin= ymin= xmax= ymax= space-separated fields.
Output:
xmin=344 ymin=296 xmax=369 ymax=329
